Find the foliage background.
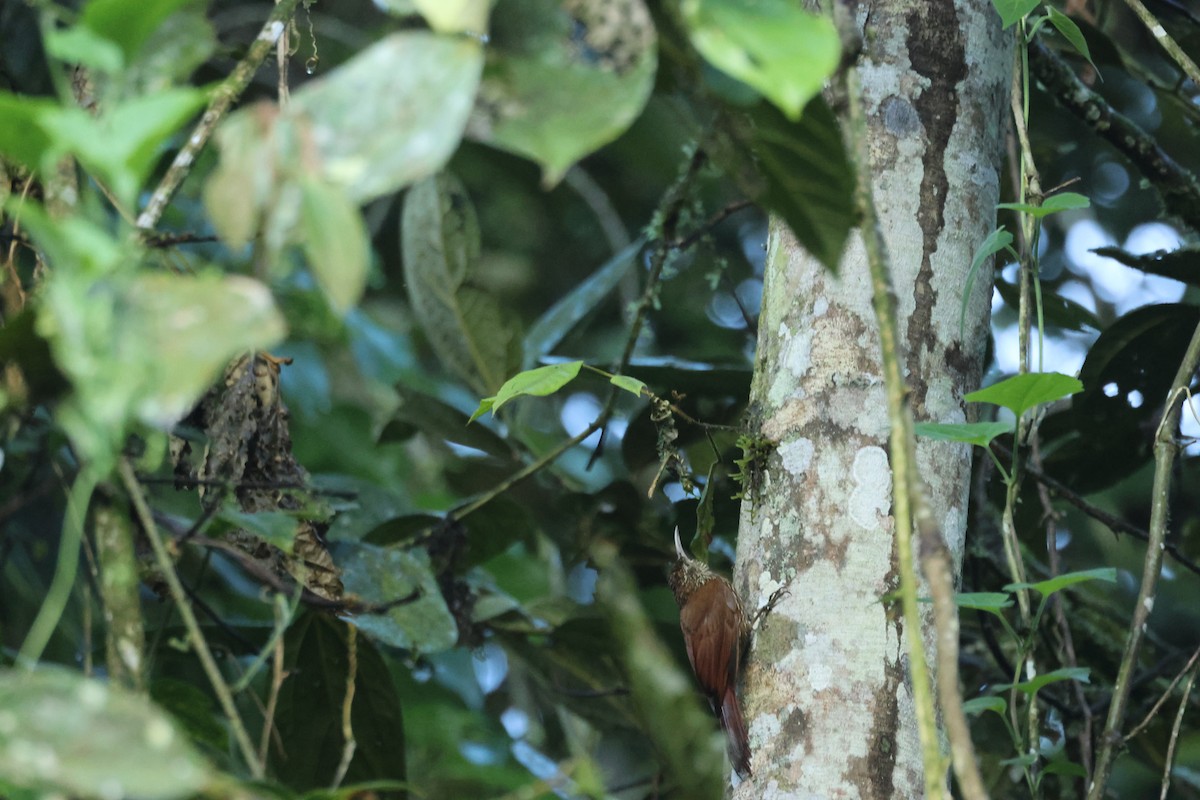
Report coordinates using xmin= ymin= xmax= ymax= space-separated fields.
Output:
xmin=1 ymin=0 xmax=1200 ymax=798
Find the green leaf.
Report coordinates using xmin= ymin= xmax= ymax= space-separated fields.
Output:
xmin=468 ymin=0 xmax=657 ymax=184
xmin=1046 ymin=8 xmax=1095 ymax=68
xmin=961 ymin=227 xmax=1012 ymax=337
xmin=402 ymin=173 xmax=522 ymax=395
xmin=293 ymin=31 xmax=483 ymax=202
xmin=610 ymin=374 xmax=646 ymax=397
xmin=523 ymin=238 xmax=644 ymax=367
xmin=1043 ymin=760 xmax=1088 ymax=778
xmin=1005 ymin=567 xmax=1117 ymax=597
xmin=79 ymin=0 xmax=195 ymax=65
xmin=681 ymin=0 xmax=839 ymax=120
xmin=954 ymin=592 xmax=1014 ymax=612
xmin=1089 ymin=245 xmax=1200 ymax=288
xmin=991 ymin=0 xmax=1042 ymax=28
xmin=997 ymin=191 xmax=1090 ymax=218
xmin=709 ymin=97 xmax=853 ymax=272
xmin=0 ymin=667 xmax=212 ymax=799
xmin=381 ymin=386 xmax=511 ymax=457
xmin=272 ymin=614 xmax=407 ymax=791
xmin=36 ymin=267 xmax=286 ymax=465
xmin=43 ymin=25 xmax=125 ymax=73
xmin=962 ymin=695 xmax=1007 ymax=716
xmin=999 ymin=666 xmax=1090 ymax=695
xmin=994 ymin=278 xmax=1102 ymax=333
xmin=965 ymin=372 xmax=1083 ymax=419
xmin=915 ymin=421 xmax=1013 ymax=447
xmin=488 ymin=360 xmax=584 ymax=414
xmin=0 ymin=93 xmax=56 ymax=171
xmin=41 ymin=88 xmax=206 ymax=206
xmin=299 ymin=178 xmax=370 ymax=315
xmin=338 ymin=542 xmax=458 ymax=653
xmin=468 ymin=396 xmax=496 ymax=423
xmin=412 ymin=0 xmax=492 ymax=33
xmin=215 ymin=508 xmax=301 ymax=554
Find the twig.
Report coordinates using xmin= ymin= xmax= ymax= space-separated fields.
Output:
xmin=1158 ymin=652 xmax=1199 ymax=800
xmin=1126 ymin=642 xmax=1200 ymax=740
xmin=257 ymin=624 xmax=287 ymax=765
xmin=119 ymin=459 xmax=264 ymax=777
xmin=1121 ymin=0 xmax=1200 ymax=87
xmin=137 ymin=473 xmax=358 ymax=500
xmin=1033 ymin=435 xmax=1093 ymax=782
xmin=135 ymin=0 xmax=304 ymax=231
xmin=992 ymin=441 xmax=1200 ymax=579
xmin=330 ymin=624 xmax=358 ymax=789
xmin=1088 ymin=324 xmax=1200 ymax=800
xmin=1028 ymin=39 xmax=1200 ymax=228
xmin=450 ymin=421 xmax=603 ymax=522
xmin=666 ymin=199 xmax=754 ymax=251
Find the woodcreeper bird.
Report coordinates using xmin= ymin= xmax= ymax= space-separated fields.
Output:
xmin=668 ymin=526 xmax=752 ymax=777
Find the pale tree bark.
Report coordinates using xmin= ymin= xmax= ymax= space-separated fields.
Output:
xmin=733 ymin=1 xmax=1011 ymax=797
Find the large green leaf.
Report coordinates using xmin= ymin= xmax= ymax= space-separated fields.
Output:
xmin=681 ymin=0 xmax=839 ymax=120
xmin=965 ymin=372 xmax=1082 ymax=419
xmin=1090 ymin=245 xmax=1200 ymax=288
xmin=467 ymin=0 xmax=657 ymax=184
xmin=708 ymin=97 xmax=854 ymax=272
xmin=402 ymin=173 xmax=522 ymax=395
xmin=299 ymin=177 xmax=370 ymax=314
xmin=291 ymin=31 xmax=483 ymax=202
xmin=271 ymin=614 xmax=407 ymax=791
xmin=79 ymin=0 xmax=196 ymax=65
xmin=523 ymin=238 xmax=644 ymax=367
xmin=991 ymin=0 xmax=1042 ymax=28
xmin=338 ymin=542 xmax=458 ymax=653
xmin=35 ymin=265 xmax=286 ymax=465
xmin=0 ymin=668 xmax=212 ymax=799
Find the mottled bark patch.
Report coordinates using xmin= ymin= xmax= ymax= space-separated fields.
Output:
xmin=905 ymin=0 xmax=967 ymax=416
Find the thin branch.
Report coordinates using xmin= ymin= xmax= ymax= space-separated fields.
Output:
xmin=119 ymin=459 xmax=264 ymax=777
xmin=1126 ymin=641 xmax=1200 ymax=740
xmin=666 ymin=199 xmax=754 ymax=251
xmin=1029 ymin=39 xmax=1200 ymax=229
xmin=1158 ymin=651 xmax=1199 ymax=800
xmin=1088 ymin=323 xmax=1200 ymax=800
xmin=136 ymin=0 xmax=304 ymax=232
xmin=330 ymin=624 xmax=358 ymax=789
xmin=992 ymin=442 xmax=1200 ymax=579
xmin=1121 ymin=0 xmax=1200 ymax=87
xmin=1033 ymin=435 xmax=1093 ymax=782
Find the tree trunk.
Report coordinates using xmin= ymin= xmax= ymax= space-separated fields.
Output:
xmin=733 ymin=1 xmax=1011 ymax=796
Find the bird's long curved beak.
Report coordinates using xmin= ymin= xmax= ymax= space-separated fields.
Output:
xmin=674 ymin=526 xmax=686 ymax=559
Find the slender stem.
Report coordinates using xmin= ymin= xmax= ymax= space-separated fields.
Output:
xmin=450 ymin=422 xmax=602 ymax=522
xmin=119 ymin=459 xmax=264 ymax=777
xmin=1158 ymin=656 xmax=1199 ymax=800
xmin=1088 ymin=321 xmax=1200 ymax=800
xmin=1121 ymin=0 xmax=1200 ymax=87
xmin=18 ymin=466 xmax=98 ymax=667
xmin=330 ymin=624 xmax=358 ymax=788
xmin=136 ymin=0 xmax=304 ymax=231
xmin=843 ymin=63 xmax=949 ymax=800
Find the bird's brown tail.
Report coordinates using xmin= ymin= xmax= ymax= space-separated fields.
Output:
xmin=720 ymin=687 xmax=751 ymax=778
